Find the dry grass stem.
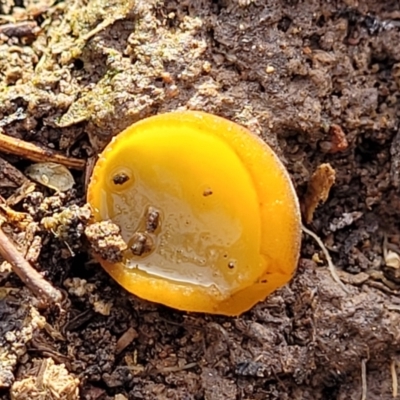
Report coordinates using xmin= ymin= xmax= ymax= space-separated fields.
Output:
xmin=0 ymin=130 xmax=85 ymax=170
xmin=158 ymin=362 xmax=198 ymax=373
xmin=392 ymin=360 xmax=398 ymax=398
xmin=0 ymin=224 xmax=62 ymax=303
xmin=361 ymin=358 xmax=367 ymax=400
xmin=302 ymin=225 xmax=350 ymax=294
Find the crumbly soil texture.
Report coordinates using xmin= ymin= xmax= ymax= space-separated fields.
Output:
xmin=1 ymin=0 xmax=400 ymax=399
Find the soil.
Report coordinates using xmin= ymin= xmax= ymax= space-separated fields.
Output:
xmin=1 ymin=0 xmax=400 ymax=399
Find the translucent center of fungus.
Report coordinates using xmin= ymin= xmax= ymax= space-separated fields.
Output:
xmin=88 ymin=111 xmax=301 ymax=315
xmin=99 ymin=127 xmax=263 ymax=295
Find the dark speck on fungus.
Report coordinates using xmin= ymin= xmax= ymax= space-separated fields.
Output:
xmin=112 ymin=172 xmax=130 ymax=185
xmin=145 ymin=206 xmax=160 ymax=233
xmin=130 ymin=232 xmax=154 ymax=256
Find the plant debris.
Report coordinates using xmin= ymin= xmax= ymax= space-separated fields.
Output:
xmin=0 ymin=130 xmax=85 ymax=170
xmin=0 ymin=223 xmax=62 ymax=304
xmin=302 ymin=163 xmax=336 ymax=224
xmin=25 ymin=162 xmax=75 ymax=192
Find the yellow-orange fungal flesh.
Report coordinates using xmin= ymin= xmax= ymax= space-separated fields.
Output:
xmin=87 ymin=111 xmax=301 ymax=315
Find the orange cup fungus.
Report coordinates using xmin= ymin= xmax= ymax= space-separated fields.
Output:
xmin=87 ymin=111 xmax=301 ymax=315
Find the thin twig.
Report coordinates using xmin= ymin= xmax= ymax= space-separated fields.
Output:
xmin=0 ymin=224 xmax=62 ymax=303
xmin=158 ymin=362 xmax=198 ymax=373
xmin=0 ymin=130 xmax=85 ymax=170
xmin=302 ymin=225 xmax=350 ymax=294
xmin=392 ymin=360 xmax=398 ymax=398
xmin=361 ymin=358 xmax=368 ymax=400
xmin=387 ymin=305 xmax=400 ymax=312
